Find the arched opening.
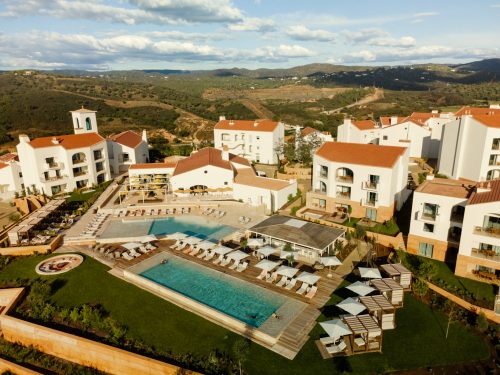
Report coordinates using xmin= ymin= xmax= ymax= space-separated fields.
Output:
xmin=97 ymin=173 xmax=105 ymax=184
xmin=319 ymin=181 xmax=327 ymax=193
xmin=486 ymin=169 xmax=500 ymax=180
xmin=448 ymin=226 xmax=462 ymax=243
xmin=76 ymin=118 xmax=80 ymax=129
xmin=72 ymin=152 xmax=86 ymax=164
xmin=336 ymin=167 xmax=354 ymax=183
xmin=85 ymin=117 xmax=92 ymax=131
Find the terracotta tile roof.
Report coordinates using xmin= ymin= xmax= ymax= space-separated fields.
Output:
xmin=315 ymin=142 xmax=407 ymax=168
xmin=0 ymin=163 xmax=8 ymax=170
xmin=129 ymin=162 xmax=177 ymax=170
xmin=471 ymin=114 xmax=500 ymax=128
xmin=379 ymin=116 xmax=405 ymax=126
xmin=301 ymin=127 xmax=318 ymax=136
xmin=0 ymin=153 xmax=19 ymax=162
xmin=214 ymin=119 xmax=279 ymax=132
xmin=109 ymin=130 xmax=143 ymax=148
xmin=71 ymin=107 xmax=96 ymax=113
xmin=234 ymin=168 xmax=291 ymax=191
xmin=172 ymin=147 xmax=250 ymax=176
xmin=416 ymin=178 xmax=474 ymax=199
xmin=455 ymin=106 xmax=500 ymax=116
xmin=29 ymin=133 xmax=105 ymax=150
xmin=468 ymin=180 xmax=500 ymax=205
xmin=351 ymin=120 xmax=376 ymax=130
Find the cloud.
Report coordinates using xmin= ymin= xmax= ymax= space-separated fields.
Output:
xmin=0 ymin=0 xmax=243 ymax=24
xmin=0 ymin=31 xmax=314 ymax=69
xmin=141 ymin=30 xmax=228 ymax=42
xmin=413 ymin=12 xmax=439 ymax=17
xmin=285 ymin=25 xmax=336 ymax=42
xmin=342 ymin=29 xmax=416 ymax=48
xmin=369 ymin=36 xmax=416 ymax=48
xmin=228 ymin=17 xmax=275 ymax=32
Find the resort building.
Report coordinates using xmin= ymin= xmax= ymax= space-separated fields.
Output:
xmin=306 ymin=142 xmax=409 ymax=222
xmin=0 ymin=153 xmax=23 ymax=197
xmin=16 ymin=108 xmax=111 ymax=196
xmin=437 ymin=110 xmax=500 ymax=181
xmin=214 ymin=117 xmax=285 ymax=164
xmin=107 ymin=130 xmax=149 ymax=176
xmin=300 ymin=127 xmax=334 ymax=143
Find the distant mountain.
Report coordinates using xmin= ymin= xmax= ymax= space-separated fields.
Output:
xmin=454 ymin=58 xmax=500 ymax=73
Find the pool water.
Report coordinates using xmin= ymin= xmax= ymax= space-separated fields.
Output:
xmin=140 ymin=257 xmax=287 ymax=327
xmin=100 ymin=216 xmax=235 ymax=242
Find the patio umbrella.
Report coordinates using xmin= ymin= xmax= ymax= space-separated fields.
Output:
xmin=196 ymin=241 xmax=217 ymax=251
xmin=320 ymin=256 xmax=342 ymax=277
xmin=358 ymin=267 xmax=382 ymax=280
xmin=247 ymin=238 xmax=264 ymax=248
xmin=336 ymin=297 xmax=366 ymax=316
xmin=276 ymin=265 xmax=299 ymax=278
xmin=226 ymin=250 xmax=249 ymax=262
xmin=212 ymin=245 xmax=234 ymax=255
xmin=296 ymin=271 xmax=321 ymax=286
xmin=122 ymin=242 xmax=142 ymax=250
xmin=320 ymin=319 xmax=352 ymax=339
xmin=168 ymin=232 xmax=188 ymax=240
xmin=183 ymin=236 xmax=203 ymax=246
xmin=256 ymin=245 xmax=276 ymax=258
xmin=346 ymin=281 xmax=375 ymax=296
xmin=255 ymin=259 xmax=280 ymax=272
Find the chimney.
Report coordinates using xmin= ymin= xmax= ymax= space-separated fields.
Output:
xmin=222 ymin=145 xmax=229 ymax=161
xmin=219 ymin=115 xmax=226 ymax=121
xmin=229 ymin=120 xmax=234 ymax=126
xmin=476 ymin=181 xmax=491 ymax=193
xmin=51 ymin=137 xmax=59 ymax=145
xmin=390 ymin=116 xmax=398 ymax=125
xmin=253 ymin=121 xmax=259 ymax=127
xmin=19 ymin=134 xmax=30 ymax=143
xmin=142 ymin=129 xmax=148 ymax=143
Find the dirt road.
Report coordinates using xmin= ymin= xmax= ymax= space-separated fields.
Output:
xmin=321 ymin=88 xmax=384 ymax=114
xmin=239 ymin=99 xmax=275 ymax=119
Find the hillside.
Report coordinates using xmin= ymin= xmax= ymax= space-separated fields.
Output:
xmin=454 ymin=58 xmax=500 ymax=73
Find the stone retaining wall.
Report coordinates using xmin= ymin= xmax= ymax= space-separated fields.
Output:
xmin=0 ymin=235 xmax=62 ymax=256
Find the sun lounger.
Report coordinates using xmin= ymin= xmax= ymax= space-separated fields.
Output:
xmin=257 ymin=270 xmax=267 ymax=280
xmin=296 ymin=283 xmax=309 ymax=295
xmin=189 ymin=248 xmax=200 ymax=256
xmin=229 ymin=261 xmax=239 ymax=270
xmin=266 ymin=271 xmax=278 ymax=283
xmin=276 ymin=276 xmax=288 ymax=287
xmin=122 ymin=252 xmax=134 ymax=260
xmin=213 ymin=255 xmax=224 ymax=265
xmin=285 ymin=278 xmax=297 ymax=290
xmin=145 ymin=243 xmax=156 ymax=251
xmin=320 ymin=337 xmax=336 ymax=346
xmin=327 ymin=341 xmax=347 ymax=354
xmin=237 ymin=262 xmax=248 ymax=272
xmin=204 ymin=252 xmax=215 ymax=261
xmin=305 ymin=286 xmax=318 ymax=299
xmin=218 ymin=211 xmax=226 ymax=218
xmin=130 ymin=249 xmax=141 ymax=257
xmin=197 ymin=250 xmax=207 ymax=258
xmin=182 ymin=246 xmax=192 ymax=254
xmin=165 ymin=209 xmax=171 ymax=215
xmin=220 ymin=258 xmax=231 ymax=267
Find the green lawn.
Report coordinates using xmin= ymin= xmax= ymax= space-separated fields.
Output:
xmin=0 ymin=254 xmax=490 ymax=374
xmin=342 ymin=218 xmax=400 ymax=236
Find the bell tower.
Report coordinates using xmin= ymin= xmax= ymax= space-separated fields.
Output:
xmin=70 ymin=107 xmax=98 ymax=135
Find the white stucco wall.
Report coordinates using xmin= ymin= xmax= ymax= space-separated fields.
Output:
xmin=170 ymin=165 xmax=234 ymax=191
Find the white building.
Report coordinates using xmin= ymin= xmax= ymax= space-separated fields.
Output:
xmin=300 ymin=127 xmax=334 ymax=143
xmin=16 ymin=108 xmax=111 ymax=196
xmin=214 ymin=118 xmax=284 ymax=164
xmin=437 ymin=110 xmax=500 ymax=181
xmin=306 ymin=142 xmax=409 ymax=222
xmin=407 ymin=177 xmax=499 ymax=282
xmin=107 ymin=130 xmax=149 ymax=175
xmin=0 ymin=153 xmax=23 ymax=198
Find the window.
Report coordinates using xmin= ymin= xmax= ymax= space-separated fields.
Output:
xmin=492 ymin=138 xmax=500 ymax=150
xmin=418 ymin=242 xmax=434 ymax=258
xmin=486 ymin=170 xmax=500 ymax=180
xmin=241 ymin=134 xmax=245 ymax=140
xmin=489 ymin=154 xmax=498 ymax=166
xmin=383 ymin=135 xmax=388 ymax=140
xmin=76 ymin=118 xmax=80 ymax=129
xmin=256 ymin=136 xmax=260 ymax=140
xmin=336 ymin=186 xmax=351 ymax=199
xmin=423 ymin=223 xmax=434 ymax=233
xmin=122 ymin=153 xmax=130 ymax=162
xmin=319 ymin=199 xmax=326 ymax=208
xmin=483 ymin=215 xmax=500 ymax=230
xmin=224 ymin=181 xmax=228 ymax=185
xmin=85 ymin=117 xmax=92 ymax=131
xmin=18 ymin=172 xmax=22 ymax=178
xmin=93 ymin=149 xmax=103 ymax=160
xmin=319 ymin=181 xmax=327 ymax=193
xmin=221 ymin=133 xmax=230 ymax=141
xmin=204 ymin=170 xmax=208 ymax=174
xmin=366 ymin=208 xmax=377 ymax=221
xmin=249 ymin=145 xmax=252 ymax=152
xmin=422 ymin=203 xmax=438 ymax=220
xmin=234 ymin=134 xmax=238 ymax=141
xmin=320 ymin=165 xmax=328 ymax=178
xmin=366 ymin=192 xmax=377 ymax=206
xmin=95 ymin=162 xmax=104 ymax=172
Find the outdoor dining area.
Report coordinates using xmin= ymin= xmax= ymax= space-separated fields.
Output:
xmin=316 ymin=263 xmax=412 ymax=358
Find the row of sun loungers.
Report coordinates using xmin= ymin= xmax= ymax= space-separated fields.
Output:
xmin=238 ymin=216 xmax=251 ymax=224
xmin=80 ymin=213 xmax=110 ymax=237
xmin=201 ymin=208 xmax=226 ymax=218
xmin=116 ymin=207 xmax=193 ymax=218
xmin=257 ymin=271 xmax=318 ymax=299
xmin=93 ymin=242 xmax=157 ymax=260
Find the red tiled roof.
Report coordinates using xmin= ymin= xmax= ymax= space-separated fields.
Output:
xmin=129 ymin=163 xmax=177 ymax=170
xmin=109 ymin=130 xmax=143 ymax=148
xmin=0 ymin=163 xmax=8 ymax=170
xmin=471 ymin=114 xmax=500 ymax=128
xmin=380 ymin=116 xmax=405 ymax=126
xmin=416 ymin=178 xmax=474 ymax=199
xmin=0 ymin=153 xmax=19 ymax=162
xmin=29 ymin=133 xmax=105 ymax=150
xmin=468 ymin=180 xmax=500 ymax=205
xmin=301 ymin=127 xmax=318 ymax=136
xmin=214 ymin=119 xmax=279 ymax=132
xmin=315 ymin=142 xmax=407 ymax=168
xmin=455 ymin=106 xmax=500 ymax=116
xmin=351 ymin=120 xmax=376 ymax=130
xmin=173 ymin=147 xmax=250 ymax=176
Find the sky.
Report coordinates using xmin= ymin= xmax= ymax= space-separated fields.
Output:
xmin=0 ymin=0 xmax=499 ymax=71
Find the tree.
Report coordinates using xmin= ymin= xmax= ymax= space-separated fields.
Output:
xmin=417 ymin=259 xmax=438 ymax=280
xmin=283 ymin=243 xmax=294 ymax=266
xmin=240 ymin=238 xmax=247 ymax=250
xmin=444 ymin=300 xmax=457 ymax=339
xmin=412 ymin=278 xmax=429 ymax=297
xmin=233 ymin=338 xmax=250 ymax=375
xmin=476 ymin=312 xmax=489 ymax=333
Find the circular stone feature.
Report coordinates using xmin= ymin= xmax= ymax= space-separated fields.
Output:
xmin=35 ymin=254 xmax=83 ymax=275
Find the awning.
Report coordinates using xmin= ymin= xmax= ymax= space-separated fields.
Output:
xmin=296 ymin=271 xmax=321 ymax=285
xmin=320 ymin=256 xmax=342 ymax=267
xmin=255 ymin=259 xmax=280 ymax=272
xmin=358 ymin=267 xmax=382 ymax=279
xmin=256 ymin=245 xmax=276 ymax=258
xmin=211 ymin=246 xmax=234 ymax=255
xmin=276 ymin=265 xmax=299 ymax=278
xmin=247 ymin=238 xmax=265 ymax=248
xmin=320 ymin=319 xmax=352 ymax=339
xmin=336 ymin=297 xmax=366 ymax=316
xmin=346 ymin=281 xmax=376 ymax=296
xmin=226 ymin=250 xmax=249 ymax=262
xmin=196 ymin=241 xmax=217 ymax=251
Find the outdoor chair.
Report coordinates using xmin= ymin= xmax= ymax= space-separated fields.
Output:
xmin=296 ymin=282 xmax=309 ymax=295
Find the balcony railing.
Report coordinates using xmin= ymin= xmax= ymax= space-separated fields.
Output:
xmin=312 ymin=189 xmax=327 ymax=196
xmin=319 ymin=172 xmax=328 ymax=178
xmin=41 ymin=175 xmax=66 ymax=182
xmin=72 ymin=158 xmax=86 ymax=165
xmin=471 ymin=248 xmax=500 ymax=263
xmin=363 ymin=181 xmax=378 ymax=190
xmin=96 ymin=166 xmax=105 ymax=173
xmin=45 ymin=162 xmax=63 ymax=170
xmin=420 ymin=212 xmax=437 ymax=221
xmin=336 ymin=191 xmax=351 ymax=200
xmin=474 ymin=226 xmax=500 ymax=238
xmin=336 ymin=175 xmax=353 ymax=183
xmin=73 ymin=171 xmax=88 ymax=177
xmin=364 ymin=199 xmax=377 ymax=207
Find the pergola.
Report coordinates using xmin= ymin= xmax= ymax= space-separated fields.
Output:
xmin=343 ymin=314 xmax=382 ymax=354
xmin=379 ymin=263 xmax=412 ymax=290
xmin=370 ymin=278 xmax=404 ymax=307
xmin=359 ymin=294 xmax=396 ymax=330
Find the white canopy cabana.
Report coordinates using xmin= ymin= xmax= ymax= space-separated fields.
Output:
xmin=320 ymin=256 xmax=342 ymax=267
xmin=280 ymin=250 xmax=299 ymax=259
xmin=256 ymin=246 xmax=277 ymax=258
xmin=122 ymin=242 xmax=142 ymax=250
xmin=211 ymin=245 xmax=234 ymax=255
xmin=276 ymin=265 xmax=299 ymax=278
xmin=168 ymin=232 xmax=188 ymax=240
xmin=359 ymin=267 xmax=382 ymax=280
xmin=255 ymin=259 xmax=280 ymax=272
xmin=296 ymin=271 xmax=321 ymax=286
xmin=247 ymin=238 xmax=265 ymax=248
xmin=320 ymin=319 xmax=353 ymax=339
xmin=196 ymin=241 xmax=217 ymax=251
xmin=183 ymin=236 xmax=203 ymax=246
xmin=139 ymin=235 xmax=157 ymax=243
xmin=336 ymin=297 xmax=366 ymax=316
xmin=346 ymin=281 xmax=376 ymax=296
xmin=226 ymin=250 xmax=249 ymax=262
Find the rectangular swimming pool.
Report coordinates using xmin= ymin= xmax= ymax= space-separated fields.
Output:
xmin=140 ymin=256 xmax=287 ymax=327
xmin=100 ymin=216 xmax=236 ymax=242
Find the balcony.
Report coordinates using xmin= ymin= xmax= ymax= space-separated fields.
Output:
xmin=45 ymin=162 xmax=63 ymax=170
xmin=93 ymin=152 xmax=104 ymax=161
xmin=73 ymin=171 xmax=88 ymax=177
xmin=96 ymin=166 xmax=105 ymax=173
xmin=363 ymin=199 xmax=377 ymax=207
xmin=312 ymin=189 xmax=327 ymax=196
xmin=319 ymin=172 xmax=328 ymax=179
xmin=363 ymin=181 xmax=378 ymax=190
xmin=336 ymin=175 xmax=353 ymax=184
xmin=41 ymin=175 xmax=66 ymax=183
xmin=474 ymin=226 xmax=500 ymax=238
xmin=72 ymin=158 xmax=86 ymax=165
xmin=336 ymin=191 xmax=351 ymax=200
xmin=420 ymin=212 xmax=437 ymax=221
xmin=471 ymin=248 xmax=500 ymax=263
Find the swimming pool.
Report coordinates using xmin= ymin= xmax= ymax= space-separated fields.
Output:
xmin=100 ymin=216 xmax=236 ymax=242
xmin=140 ymin=256 xmax=287 ymax=327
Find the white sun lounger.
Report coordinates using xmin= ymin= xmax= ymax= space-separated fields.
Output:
xmin=229 ymin=260 xmax=240 ymax=270
xmin=276 ymin=276 xmax=288 ymax=287
xmin=257 ymin=270 xmax=267 ymax=280
xmin=266 ymin=271 xmax=278 ymax=283
xmin=327 ymin=341 xmax=347 ymax=354
xmin=285 ymin=278 xmax=297 ymax=290
xmin=204 ymin=252 xmax=215 ymax=261
xmin=122 ymin=252 xmax=134 ymax=260
xmin=197 ymin=250 xmax=207 ymax=258
xmin=189 ymin=248 xmax=200 ymax=256
xmin=305 ymin=286 xmax=318 ymax=299
xmin=296 ymin=283 xmax=309 ymax=295
xmin=213 ymin=255 xmax=224 ymax=265
xmin=237 ymin=262 xmax=248 ymax=272
xmin=220 ymin=258 xmax=231 ymax=267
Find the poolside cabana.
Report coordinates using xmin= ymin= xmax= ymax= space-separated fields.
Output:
xmin=346 ymin=281 xmax=376 ymax=297
xmin=255 ymin=245 xmax=277 ymax=259
xmin=320 ymin=256 xmax=342 ymax=277
xmin=358 ymin=267 xmax=382 ymax=281
xmin=247 ymin=238 xmax=265 ymax=248
xmin=380 ymin=264 xmax=412 ymax=290
xmin=275 ymin=265 xmax=299 ymax=279
xmin=122 ymin=242 xmax=142 ymax=250
xmin=211 ymin=245 xmax=234 ymax=256
xmin=370 ymin=278 xmax=404 ymax=307
xmin=359 ymin=294 xmax=396 ymax=330
xmin=255 ymin=259 xmax=280 ymax=272
xmin=296 ymin=271 xmax=321 ymax=286
xmin=226 ymin=250 xmax=249 ymax=262
xmin=343 ymin=314 xmax=382 ymax=354
xmin=336 ymin=297 xmax=366 ymax=316
xmin=318 ymin=319 xmax=352 ymax=356
xmin=249 ymin=215 xmax=345 ymax=265
xmin=196 ymin=241 xmax=217 ymax=251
